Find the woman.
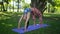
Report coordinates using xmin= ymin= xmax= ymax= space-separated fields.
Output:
xmin=18 ymin=8 xmax=31 ymax=31
xmin=30 ymin=4 xmax=43 ymax=26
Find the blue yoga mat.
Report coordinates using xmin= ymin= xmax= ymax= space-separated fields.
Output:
xmin=12 ymin=24 xmax=49 ymax=34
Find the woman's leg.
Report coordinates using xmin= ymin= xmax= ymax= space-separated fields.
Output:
xmin=32 ymin=15 xmax=36 ymax=26
xmin=35 ymin=8 xmax=43 ymax=25
xmin=39 ymin=16 xmax=43 ymax=24
xmin=38 ymin=12 xmax=43 ymax=25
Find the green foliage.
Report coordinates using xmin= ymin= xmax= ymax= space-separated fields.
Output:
xmin=54 ymin=0 xmax=60 ymax=7
xmin=48 ymin=0 xmax=60 ymax=7
xmin=8 ymin=0 xmax=12 ymax=2
xmin=21 ymin=0 xmax=25 ymax=2
xmin=47 ymin=0 xmax=60 ymax=13
xmin=21 ymin=0 xmax=30 ymax=9
xmin=23 ymin=3 xmax=30 ymax=9
xmin=48 ymin=0 xmax=56 ymax=6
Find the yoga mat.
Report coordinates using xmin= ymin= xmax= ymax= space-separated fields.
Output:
xmin=12 ymin=24 xmax=49 ymax=34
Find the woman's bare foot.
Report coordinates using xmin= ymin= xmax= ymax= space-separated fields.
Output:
xmin=40 ymin=23 xmax=43 ymax=27
xmin=24 ymin=28 xmax=27 ymax=32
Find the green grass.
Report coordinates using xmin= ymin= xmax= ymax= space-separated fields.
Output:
xmin=0 ymin=12 xmax=60 ymax=34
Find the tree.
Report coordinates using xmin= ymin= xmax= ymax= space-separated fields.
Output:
xmin=31 ymin=0 xmax=47 ymax=14
xmin=47 ymin=0 xmax=60 ymax=13
xmin=0 ymin=0 xmax=9 ymax=11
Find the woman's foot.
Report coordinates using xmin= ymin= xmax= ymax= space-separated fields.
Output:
xmin=40 ymin=23 xmax=43 ymax=27
xmin=24 ymin=28 xmax=27 ymax=32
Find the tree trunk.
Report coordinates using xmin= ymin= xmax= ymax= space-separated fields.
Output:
xmin=31 ymin=0 xmax=47 ymax=14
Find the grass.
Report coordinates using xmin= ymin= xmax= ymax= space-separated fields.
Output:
xmin=0 ymin=12 xmax=60 ymax=34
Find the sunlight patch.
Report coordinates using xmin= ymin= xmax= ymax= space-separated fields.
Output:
xmin=44 ymin=15 xmax=51 ymax=17
xmin=0 ymin=12 xmax=3 ymax=14
xmin=8 ymin=24 xmax=13 ymax=27
xmin=53 ymin=18 xmax=58 ymax=20
xmin=1 ymin=23 xmax=5 ymax=25
xmin=18 ymin=15 xmax=22 ymax=16
xmin=0 ymin=15 xmax=11 ymax=20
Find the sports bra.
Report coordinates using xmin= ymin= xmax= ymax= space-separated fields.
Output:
xmin=24 ymin=8 xmax=31 ymax=14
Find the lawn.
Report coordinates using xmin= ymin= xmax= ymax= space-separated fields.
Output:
xmin=0 ymin=12 xmax=60 ymax=34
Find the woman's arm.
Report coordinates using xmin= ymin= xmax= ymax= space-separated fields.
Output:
xmin=18 ymin=14 xmax=23 ymax=29
xmin=25 ymin=12 xmax=30 ymax=30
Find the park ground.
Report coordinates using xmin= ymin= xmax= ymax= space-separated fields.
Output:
xmin=0 ymin=11 xmax=60 ymax=34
